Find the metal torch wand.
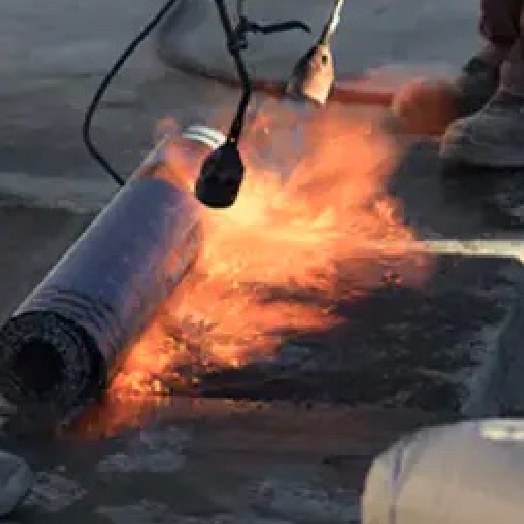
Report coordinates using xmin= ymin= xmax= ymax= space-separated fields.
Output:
xmin=286 ymin=0 xmax=346 ymax=105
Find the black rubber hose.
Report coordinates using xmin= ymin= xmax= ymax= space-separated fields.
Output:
xmin=82 ymin=0 xmax=180 ymax=187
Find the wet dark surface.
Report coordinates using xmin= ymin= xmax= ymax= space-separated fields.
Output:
xmin=197 ymin=254 xmax=517 ymax=414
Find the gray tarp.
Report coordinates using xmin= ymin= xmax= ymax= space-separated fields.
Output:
xmin=363 ymin=419 xmax=524 ymax=524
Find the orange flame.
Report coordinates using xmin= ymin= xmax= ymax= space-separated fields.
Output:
xmin=79 ymin=101 xmax=430 ymax=436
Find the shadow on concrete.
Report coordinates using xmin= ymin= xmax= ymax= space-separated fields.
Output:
xmin=389 ymin=140 xmax=524 ymax=238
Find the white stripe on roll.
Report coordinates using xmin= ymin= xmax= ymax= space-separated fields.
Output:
xmin=182 ymin=125 xmax=226 ymax=151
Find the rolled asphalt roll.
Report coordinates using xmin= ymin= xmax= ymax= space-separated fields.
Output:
xmin=0 ymin=139 xmax=203 ymax=431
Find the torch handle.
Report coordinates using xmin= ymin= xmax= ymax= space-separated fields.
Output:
xmin=319 ymin=0 xmax=346 ymax=45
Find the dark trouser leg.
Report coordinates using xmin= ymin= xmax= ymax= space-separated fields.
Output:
xmin=391 ymin=0 xmax=518 ymax=134
xmin=480 ymin=0 xmax=522 ymax=48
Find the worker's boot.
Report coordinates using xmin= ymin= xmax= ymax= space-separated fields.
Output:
xmin=393 ymin=0 xmax=523 ymax=134
xmin=439 ymin=91 xmax=524 ymax=169
xmin=391 ymin=46 xmax=503 ymax=135
xmin=440 ymin=40 xmax=524 ymax=170
xmin=439 ymin=0 xmax=524 ymax=168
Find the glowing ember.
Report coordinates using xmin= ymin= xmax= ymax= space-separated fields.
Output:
xmin=81 ymin=101 xmax=430 ymax=435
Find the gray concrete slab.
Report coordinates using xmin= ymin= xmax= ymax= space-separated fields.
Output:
xmin=0 ymin=0 xmax=238 ymax=186
xmin=0 ymin=206 xmax=92 ymax=322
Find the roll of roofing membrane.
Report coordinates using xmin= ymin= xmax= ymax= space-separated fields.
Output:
xmin=0 ymin=136 xmax=208 ymax=430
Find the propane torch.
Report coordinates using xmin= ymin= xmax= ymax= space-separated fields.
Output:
xmin=286 ymin=0 xmax=346 ymax=105
xmin=194 ymin=0 xmax=347 ymax=208
xmin=194 ymin=0 xmax=310 ymax=208
xmin=83 ymin=0 xmax=345 ymax=210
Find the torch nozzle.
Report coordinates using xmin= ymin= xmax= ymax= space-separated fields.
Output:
xmin=286 ymin=43 xmax=335 ymax=106
xmin=285 ymin=0 xmax=345 ymax=105
xmin=195 ymin=142 xmax=245 ymax=209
